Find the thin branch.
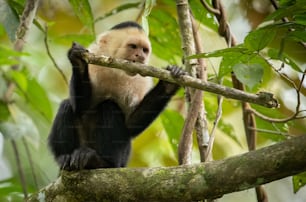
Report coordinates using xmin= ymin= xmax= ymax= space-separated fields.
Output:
xmin=206 ymin=95 xmax=223 ymax=160
xmin=44 ymin=25 xmax=68 ymax=86
xmin=22 ymin=137 xmax=38 ymax=190
xmin=248 ymin=127 xmax=290 ymax=137
xmin=200 ymin=0 xmax=220 ymax=15
xmin=176 ymin=0 xmax=198 ymax=165
xmin=81 ymin=51 xmax=279 ymax=108
xmin=190 ymin=12 xmax=210 ymax=162
xmin=11 ymin=140 xmax=28 ymax=198
xmin=250 ymin=69 xmax=306 ymax=123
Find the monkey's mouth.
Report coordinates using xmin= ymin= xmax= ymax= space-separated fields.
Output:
xmin=132 ymin=60 xmax=145 ymax=64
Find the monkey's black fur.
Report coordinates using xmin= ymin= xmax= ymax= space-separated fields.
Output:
xmin=48 ymin=22 xmax=184 ymax=170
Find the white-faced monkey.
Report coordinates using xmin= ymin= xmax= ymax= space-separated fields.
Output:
xmin=48 ymin=21 xmax=184 ymax=170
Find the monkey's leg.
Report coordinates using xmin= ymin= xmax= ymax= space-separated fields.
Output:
xmin=93 ymin=100 xmax=132 ymax=168
xmin=48 ymin=99 xmax=80 ymax=170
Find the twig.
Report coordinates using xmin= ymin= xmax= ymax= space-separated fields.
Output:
xmin=250 ymin=69 xmax=306 ymax=122
xmin=44 ymin=25 xmax=68 ymax=86
xmin=190 ymin=12 xmax=210 ymax=162
xmin=22 ymin=137 xmax=38 ymax=190
xmin=11 ymin=140 xmax=28 ymax=198
xmin=82 ymin=51 xmax=279 ymax=108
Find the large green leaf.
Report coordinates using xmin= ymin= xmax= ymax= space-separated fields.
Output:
xmin=68 ymin=0 xmax=94 ymax=34
xmin=244 ymin=29 xmax=276 ymax=51
xmin=232 ymin=63 xmax=264 ymax=89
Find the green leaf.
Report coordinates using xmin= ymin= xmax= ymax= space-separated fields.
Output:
xmin=190 ymin=0 xmax=218 ymax=31
xmin=12 ymin=71 xmax=53 ymax=121
xmin=0 ymin=101 xmax=10 ymax=122
xmin=68 ymin=0 xmax=94 ymax=34
xmin=0 ymin=179 xmax=25 ymax=201
xmin=8 ymin=70 xmax=28 ymax=92
xmin=293 ymin=171 xmax=306 ymax=193
xmin=218 ymin=52 xmax=247 ymax=78
xmin=265 ymin=1 xmax=306 ymax=21
xmin=0 ymin=0 xmax=20 ymax=42
xmin=286 ymin=30 xmax=306 ymax=43
xmin=244 ymin=29 xmax=276 ymax=51
xmin=55 ymin=34 xmax=95 ymax=47
xmin=25 ymin=78 xmax=53 ymax=121
xmin=95 ymin=2 xmax=141 ymax=23
xmin=267 ymin=48 xmax=302 ymax=72
xmin=219 ymin=119 xmax=242 ymax=147
xmin=232 ymin=63 xmax=264 ymax=89
xmin=149 ymin=8 xmax=182 ymax=63
xmin=0 ymin=45 xmax=27 ymax=65
xmin=160 ymin=109 xmax=184 ymax=154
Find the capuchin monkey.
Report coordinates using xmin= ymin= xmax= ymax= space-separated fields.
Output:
xmin=48 ymin=21 xmax=185 ymax=170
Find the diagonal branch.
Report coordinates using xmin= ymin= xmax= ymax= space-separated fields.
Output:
xmin=81 ymin=51 xmax=279 ymax=108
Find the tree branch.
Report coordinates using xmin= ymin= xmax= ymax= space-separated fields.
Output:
xmin=27 ymin=135 xmax=306 ymax=202
xmin=81 ymin=51 xmax=278 ymax=108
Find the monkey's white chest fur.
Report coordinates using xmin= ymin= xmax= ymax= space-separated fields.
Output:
xmin=88 ymin=64 xmax=153 ymax=116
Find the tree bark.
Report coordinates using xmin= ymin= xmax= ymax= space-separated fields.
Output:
xmin=27 ymin=135 xmax=306 ymax=202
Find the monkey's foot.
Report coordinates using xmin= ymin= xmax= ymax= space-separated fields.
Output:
xmin=57 ymin=147 xmax=101 ymax=170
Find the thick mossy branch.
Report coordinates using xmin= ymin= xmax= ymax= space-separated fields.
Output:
xmin=82 ymin=51 xmax=278 ymax=108
xmin=28 ymin=135 xmax=306 ymax=202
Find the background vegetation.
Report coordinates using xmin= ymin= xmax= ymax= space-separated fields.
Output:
xmin=0 ymin=0 xmax=305 ymax=201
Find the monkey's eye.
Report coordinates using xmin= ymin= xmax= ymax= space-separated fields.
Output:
xmin=128 ymin=44 xmax=137 ymax=49
xmin=143 ymin=47 xmax=149 ymax=54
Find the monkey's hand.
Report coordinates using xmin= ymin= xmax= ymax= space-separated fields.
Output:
xmin=57 ymin=147 xmax=101 ymax=170
xmin=163 ymin=65 xmax=186 ymax=94
xmin=68 ymin=42 xmax=88 ymax=73
xmin=167 ymin=65 xmax=187 ymax=78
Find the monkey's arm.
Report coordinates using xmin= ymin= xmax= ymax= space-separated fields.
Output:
xmin=126 ymin=66 xmax=185 ymax=136
xmin=68 ymin=42 xmax=92 ymax=114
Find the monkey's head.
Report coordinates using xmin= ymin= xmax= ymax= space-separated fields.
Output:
xmin=90 ymin=22 xmax=151 ymax=65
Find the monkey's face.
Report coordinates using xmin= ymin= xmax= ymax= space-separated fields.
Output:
xmin=91 ymin=28 xmax=151 ymax=76
xmin=123 ymin=42 xmax=150 ymax=64
xmin=117 ymin=29 xmax=151 ymax=65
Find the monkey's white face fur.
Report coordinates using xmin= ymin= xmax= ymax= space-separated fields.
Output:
xmin=87 ymin=27 xmax=153 ymax=116
xmin=89 ymin=28 xmax=151 ymax=64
